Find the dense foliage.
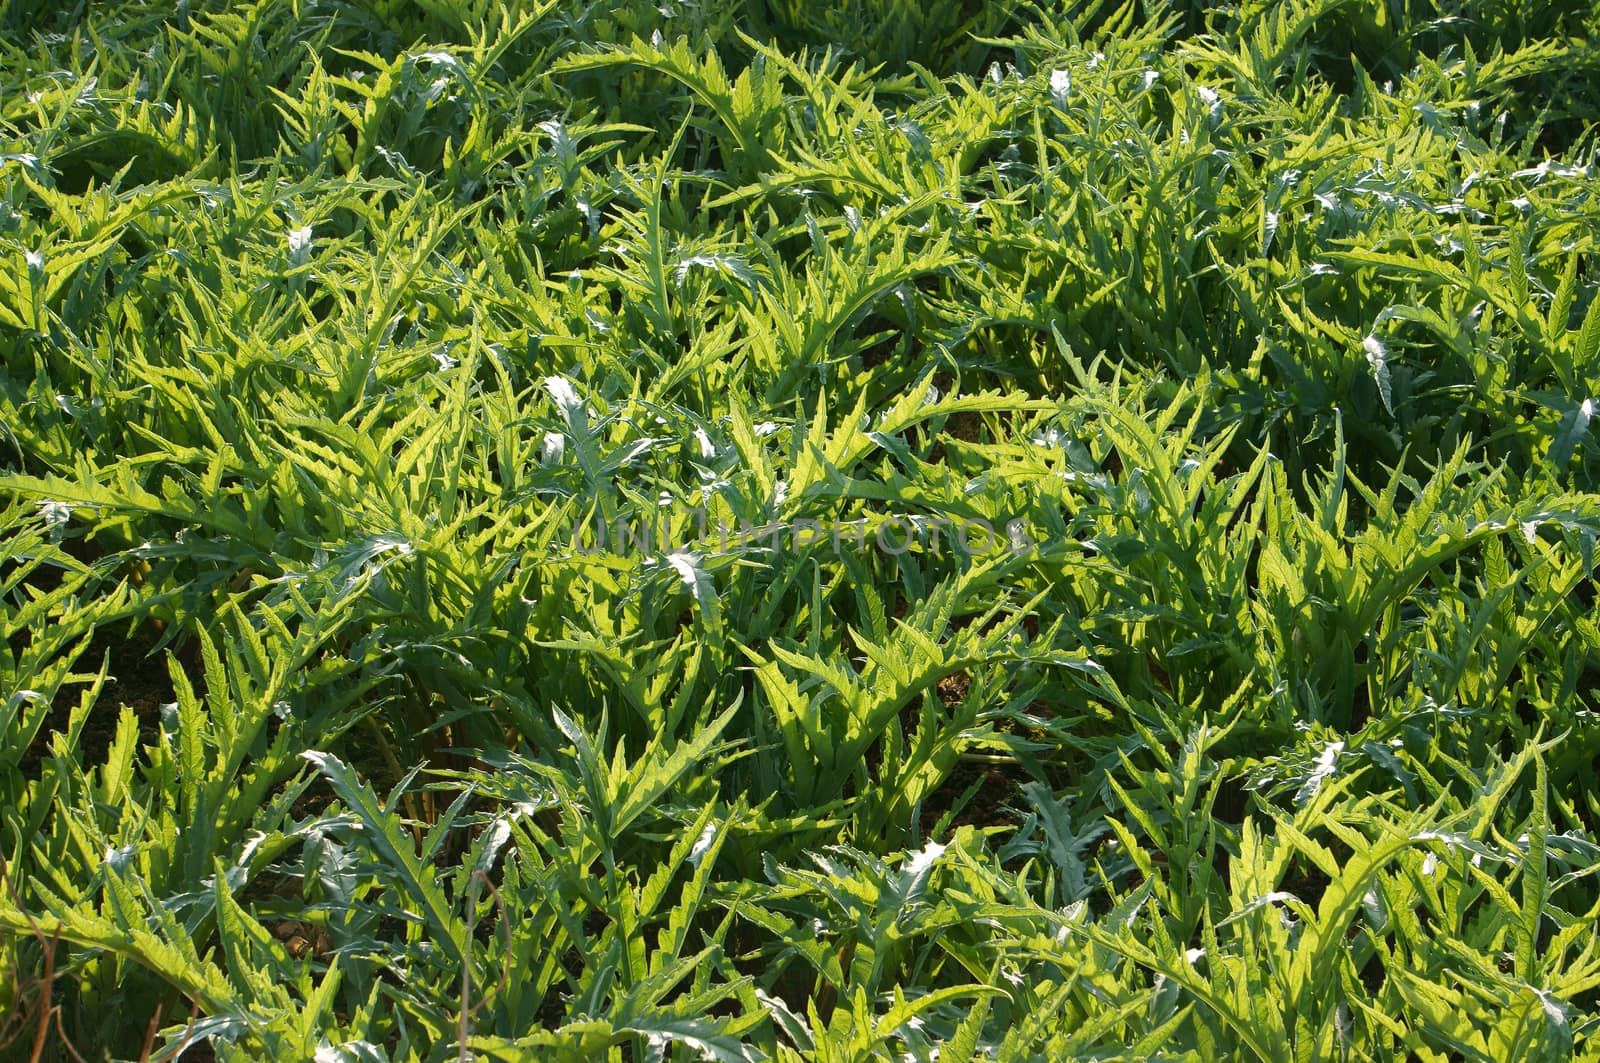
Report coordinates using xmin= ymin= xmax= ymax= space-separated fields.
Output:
xmin=2 ymin=0 xmax=1599 ymax=1058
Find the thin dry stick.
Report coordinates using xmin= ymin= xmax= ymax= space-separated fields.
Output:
xmin=0 ymin=853 xmax=61 ymax=1063
xmin=51 ymin=1007 xmax=89 ymax=1063
xmin=456 ymin=869 xmax=513 ymax=1061
xmin=467 ymin=872 xmax=512 ymax=1021
xmin=0 ymin=854 xmax=91 ymax=1063
xmin=151 ymin=997 xmax=203 ymax=1063
xmin=138 ymin=1003 xmax=166 ymax=1063
xmin=25 ymin=926 xmax=54 ymax=1063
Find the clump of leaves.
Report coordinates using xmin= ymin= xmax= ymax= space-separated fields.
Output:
xmin=1 ymin=0 xmax=1597 ymax=1058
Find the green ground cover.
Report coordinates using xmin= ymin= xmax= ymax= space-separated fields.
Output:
xmin=2 ymin=0 xmax=1599 ymax=1058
